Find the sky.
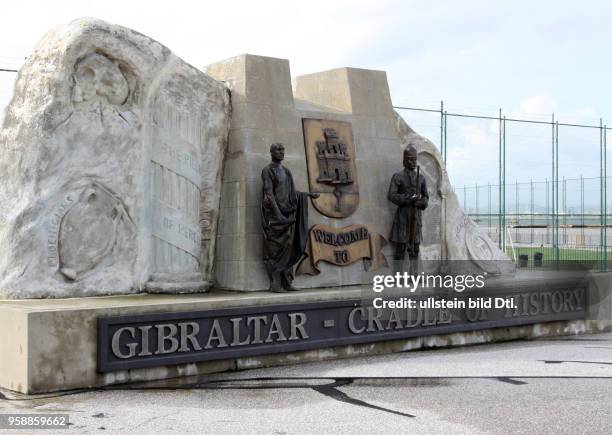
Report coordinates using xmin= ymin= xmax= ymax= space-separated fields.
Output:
xmin=1 ymin=0 xmax=611 ymax=208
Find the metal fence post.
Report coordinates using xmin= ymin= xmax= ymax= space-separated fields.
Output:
xmin=553 ymin=118 xmax=556 ymax=265
xmin=488 ymin=182 xmax=492 ymax=239
xmin=530 ymin=179 xmax=534 ymax=244
xmin=475 ymin=183 xmax=479 ymax=224
xmin=605 ymin=125 xmax=608 ymax=271
xmin=546 ymin=178 xmax=550 ymax=245
xmin=499 ymin=109 xmax=503 ymax=250
xmin=581 ymin=175 xmax=585 ymax=245
xmin=444 ymin=110 xmax=448 ymax=165
xmin=515 ymin=180 xmax=519 ymax=242
xmin=555 ymin=121 xmax=560 ymax=268
xmin=503 ymin=117 xmax=506 ymax=251
xmin=563 ymin=177 xmax=567 ymax=245
xmin=600 ymin=120 xmax=608 ymax=271
xmin=440 ymin=100 xmax=444 ymax=162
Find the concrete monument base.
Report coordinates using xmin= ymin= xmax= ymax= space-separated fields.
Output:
xmin=1 ymin=271 xmax=610 ymax=395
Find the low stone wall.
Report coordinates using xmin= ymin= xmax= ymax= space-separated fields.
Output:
xmin=1 ymin=272 xmax=609 ymax=395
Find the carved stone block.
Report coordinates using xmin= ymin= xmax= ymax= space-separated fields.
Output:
xmin=0 ymin=18 xmax=230 ymax=298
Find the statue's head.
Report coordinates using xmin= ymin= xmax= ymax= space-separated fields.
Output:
xmin=403 ymin=144 xmax=418 ymax=170
xmin=270 ymin=143 xmax=285 ymax=163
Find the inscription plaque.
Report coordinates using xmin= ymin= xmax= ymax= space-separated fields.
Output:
xmin=297 ymin=224 xmax=387 ymax=275
xmin=98 ymin=286 xmax=587 ymax=372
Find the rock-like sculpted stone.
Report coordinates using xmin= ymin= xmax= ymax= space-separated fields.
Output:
xmin=0 ymin=19 xmax=230 ymax=298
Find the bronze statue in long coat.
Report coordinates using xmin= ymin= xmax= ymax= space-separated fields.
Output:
xmin=261 ymin=143 xmax=318 ymax=292
xmin=388 ymin=145 xmax=429 ymax=262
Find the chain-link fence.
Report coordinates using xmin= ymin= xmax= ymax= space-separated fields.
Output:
xmin=395 ymin=103 xmax=610 ymax=272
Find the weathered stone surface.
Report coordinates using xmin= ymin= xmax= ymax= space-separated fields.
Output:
xmin=0 ymin=18 xmax=230 ymax=298
xmin=204 ymin=55 xmax=303 ymax=291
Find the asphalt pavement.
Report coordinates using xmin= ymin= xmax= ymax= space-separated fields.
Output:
xmin=1 ymin=333 xmax=611 ymax=434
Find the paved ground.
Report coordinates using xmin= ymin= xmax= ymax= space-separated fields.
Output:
xmin=1 ymin=333 xmax=611 ymax=434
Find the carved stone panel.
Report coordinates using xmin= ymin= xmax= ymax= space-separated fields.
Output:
xmin=150 ymin=103 xmax=202 ymax=275
xmin=303 ymin=119 xmax=359 ymax=218
xmin=58 ymin=182 xmax=132 ymax=280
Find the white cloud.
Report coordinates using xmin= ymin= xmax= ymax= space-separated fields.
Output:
xmin=513 ymin=96 xmax=557 ymax=120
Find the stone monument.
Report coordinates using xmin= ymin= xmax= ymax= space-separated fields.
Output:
xmin=0 ymin=19 xmax=607 ymax=396
xmin=0 ymin=18 xmax=230 ymax=298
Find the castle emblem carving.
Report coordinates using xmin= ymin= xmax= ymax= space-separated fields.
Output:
xmin=303 ymin=119 xmax=359 ymax=218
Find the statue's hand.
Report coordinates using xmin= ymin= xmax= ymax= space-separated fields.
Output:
xmin=404 ymin=194 xmax=419 ymax=205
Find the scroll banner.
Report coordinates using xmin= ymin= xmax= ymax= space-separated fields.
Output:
xmin=297 ymin=224 xmax=387 ymax=275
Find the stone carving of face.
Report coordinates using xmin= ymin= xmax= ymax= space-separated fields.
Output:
xmin=270 ymin=143 xmax=285 ymax=163
xmin=72 ymin=53 xmax=129 ymax=106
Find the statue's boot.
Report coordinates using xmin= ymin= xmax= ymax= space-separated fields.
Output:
xmin=269 ymin=274 xmax=286 ymax=293
xmin=282 ymin=272 xmax=299 ymax=291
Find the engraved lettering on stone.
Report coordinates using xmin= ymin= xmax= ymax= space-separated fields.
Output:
xmin=138 ymin=325 xmax=153 ymax=357
xmin=179 ymin=322 xmax=202 ymax=352
xmin=230 ymin=317 xmax=251 ymax=346
xmin=150 ymin=100 xmax=204 ymax=274
xmin=247 ymin=316 xmax=268 ymax=345
xmin=152 ymin=201 xmax=201 ymax=259
xmin=288 ymin=313 xmax=309 ymax=340
xmin=155 ymin=324 xmax=179 ymax=354
xmin=47 ymin=195 xmax=74 ymax=267
xmin=205 ymin=319 xmax=228 ymax=349
xmin=111 ymin=327 xmax=138 ymax=359
xmin=264 ymin=314 xmax=288 ymax=343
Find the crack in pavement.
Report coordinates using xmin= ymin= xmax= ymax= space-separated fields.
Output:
xmin=310 ymin=379 xmax=415 ymax=418
xmin=496 ymin=377 xmax=528 ymax=385
xmin=2 ymin=376 xmax=611 ymax=403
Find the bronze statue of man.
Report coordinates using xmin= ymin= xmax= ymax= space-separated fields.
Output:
xmin=261 ymin=143 xmax=318 ymax=292
xmin=388 ymin=145 xmax=429 ymax=270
